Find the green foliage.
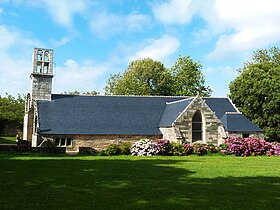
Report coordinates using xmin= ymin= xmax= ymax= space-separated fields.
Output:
xmin=105 ymin=144 xmax=122 ymax=156
xmin=229 ymin=47 xmax=280 ymax=141
xmin=105 ymin=56 xmax=212 ymax=96
xmin=168 ymin=142 xmax=187 ymax=156
xmin=0 ymin=94 xmax=25 ymax=134
xmin=105 ymin=58 xmax=172 ymax=95
xmin=170 ymin=56 xmax=212 ymax=96
xmin=64 ymin=90 xmax=99 ymax=95
xmin=120 ymin=142 xmax=132 ymax=155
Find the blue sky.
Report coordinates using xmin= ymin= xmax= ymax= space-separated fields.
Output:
xmin=1 ymin=0 xmax=280 ymax=97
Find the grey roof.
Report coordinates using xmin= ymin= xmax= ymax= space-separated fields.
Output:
xmin=220 ymin=113 xmax=262 ymax=133
xmin=37 ymin=94 xmax=261 ymax=135
xmin=37 ymin=94 xmax=185 ymax=135
xmin=203 ymin=97 xmax=237 ymax=119
xmin=159 ymin=98 xmax=194 ymax=126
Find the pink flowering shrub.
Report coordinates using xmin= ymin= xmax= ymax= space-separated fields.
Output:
xmin=193 ymin=143 xmax=207 ymax=156
xmin=222 ymin=137 xmax=280 ymax=156
xmin=183 ymin=144 xmax=194 ymax=156
xmin=267 ymin=142 xmax=280 ymax=156
xmin=156 ymin=139 xmax=170 ymax=156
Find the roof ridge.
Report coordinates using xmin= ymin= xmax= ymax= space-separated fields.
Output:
xmin=202 ymin=96 xmax=228 ymax=98
xmin=52 ymin=93 xmax=189 ymax=98
xmin=225 ymin=112 xmax=241 ymax=114
xmin=166 ymin=97 xmax=193 ymax=104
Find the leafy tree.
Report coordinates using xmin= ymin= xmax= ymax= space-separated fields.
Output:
xmin=64 ymin=91 xmax=99 ymax=95
xmin=0 ymin=94 xmax=25 ymax=135
xmin=171 ymin=56 xmax=212 ymax=96
xmin=105 ymin=58 xmax=172 ymax=95
xmin=229 ymin=47 xmax=280 ymax=141
xmin=105 ymin=56 xmax=212 ymax=96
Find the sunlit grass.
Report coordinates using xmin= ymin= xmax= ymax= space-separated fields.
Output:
xmin=0 ymin=136 xmax=16 ymax=144
xmin=0 ymin=154 xmax=279 ymax=210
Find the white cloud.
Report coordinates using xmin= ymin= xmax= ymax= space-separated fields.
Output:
xmin=0 ymin=7 xmax=4 ymax=15
xmin=50 ymin=37 xmax=71 ymax=47
xmin=129 ymin=35 xmax=180 ymax=61
xmin=152 ymin=0 xmax=195 ymax=24
xmin=204 ymin=66 xmax=238 ymax=79
xmin=206 ymin=0 xmax=280 ymax=59
xmin=54 ymin=59 xmax=106 ymax=94
xmin=41 ymin=0 xmax=88 ymax=28
xmin=0 ymin=25 xmax=43 ymax=96
xmin=155 ymin=0 xmax=280 ymax=59
xmin=90 ymin=12 xmax=151 ymax=38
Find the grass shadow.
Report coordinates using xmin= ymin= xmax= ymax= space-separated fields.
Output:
xmin=0 ymin=156 xmax=279 ymax=209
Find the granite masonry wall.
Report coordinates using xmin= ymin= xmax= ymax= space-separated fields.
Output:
xmin=41 ymin=134 xmax=162 ymax=151
xmin=160 ymin=97 xmax=226 ymax=145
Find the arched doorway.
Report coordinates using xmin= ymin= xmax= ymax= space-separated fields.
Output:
xmin=192 ymin=110 xmax=202 ymax=142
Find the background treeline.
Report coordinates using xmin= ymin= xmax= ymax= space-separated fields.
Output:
xmin=0 ymin=94 xmax=25 ymax=136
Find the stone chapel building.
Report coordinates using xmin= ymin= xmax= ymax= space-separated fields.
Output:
xmin=23 ymin=48 xmax=263 ymax=151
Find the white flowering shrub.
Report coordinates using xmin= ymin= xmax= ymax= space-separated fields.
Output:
xmin=130 ymin=139 xmax=159 ymax=156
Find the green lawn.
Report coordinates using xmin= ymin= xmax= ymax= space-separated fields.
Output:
xmin=0 ymin=136 xmax=16 ymax=144
xmin=0 ymin=154 xmax=279 ymax=210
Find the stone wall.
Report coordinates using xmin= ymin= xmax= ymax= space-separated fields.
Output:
xmin=164 ymin=97 xmax=224 ymax=145
xmin=31 ymin=74 xmax=53 ymax=101
xmin=41 ymin=134 xmax=162 ymax=151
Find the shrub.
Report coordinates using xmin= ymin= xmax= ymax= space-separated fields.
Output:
xmin=120 ymin=142 xmax=132 ymax=155
xmin=193 ymin=143 xmax=207 ymax=156
xmin=267 ymin=142 xmax=280 ymax=156
xmin=105 ymin=144 xmax=121 ymax=156
xmin=130 ymin=139 xmax=159 ymax=156
xmin=183 ymin=143 xmax=194 ymax=156
xmin=206 ymin=144 xmax=220 ymax=154
xmin=168 ymin=142 xmax=188 ymax=156
xmin=222 ymin=137 xmax=280 ymax=156
xmin=156 ymin=139 xmax=170 ymax=156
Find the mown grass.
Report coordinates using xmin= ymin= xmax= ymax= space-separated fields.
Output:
xmin=0 ymin=136 xmax=16 ymax=144
xmin=0 ymin=154 xmax=279 ymax=210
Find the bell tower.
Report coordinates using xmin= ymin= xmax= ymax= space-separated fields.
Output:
xmin=30 ymin=48 xmax=54 ymax=101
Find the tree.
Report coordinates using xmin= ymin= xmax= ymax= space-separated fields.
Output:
xmin=0 ymin=94 xmax=25 ymax=135
xmin=229 ymin=47 xmax=280 ymax=141
xmin=104 ymin=56 xmax=212 ymax=96
xmin=64 ymin=91 xmax=99 ymax=95
xmin=171 ymin=56 xmax=212 ymax=96
xmin=104 ymin=58 xmax=172 ymax=95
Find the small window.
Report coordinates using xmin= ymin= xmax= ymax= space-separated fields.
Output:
xmin=54 ymin=138 xmax=60 ymax=146
xmin=54 ymin=137 xmax=72 ymax=147
xmin=61 ymin=138 xmax=66 ymax=146
xmin=66 ymin=138 xmax=72 ymax=146
xmin=192 ymin=111 xmax=202 ymax=142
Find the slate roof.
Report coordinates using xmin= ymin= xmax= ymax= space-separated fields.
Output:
xmin=37 ymin=94 xmax=186 ymax=135
xmin=37 ymin=94 xmax=262 ymax=135
xmin=220 ymin=113 xmax=262 ymax=133
xmin=159 ymin=98 xmax=194 ymax=126
xmin=202 ymin=97 xmax=237 ymax=119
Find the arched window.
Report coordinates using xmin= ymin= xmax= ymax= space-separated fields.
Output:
xmin=192 ymin=111 xmax=202 ymax=142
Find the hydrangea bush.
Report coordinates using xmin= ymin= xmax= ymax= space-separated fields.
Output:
xmin=128 ymin=137 xmax=280 ymax=157
xmin=156 ymin=139 xmax=170 ymax=156
xmin=130 ymin=139 xmax=159 ymax=156
xmin=222 ymin=137 xmax=280 ymax=156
